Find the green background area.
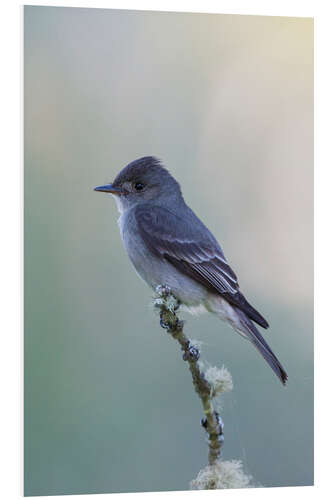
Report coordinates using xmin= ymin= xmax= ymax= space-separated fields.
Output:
xmin=24 ymin=6 xmax=313 ymax=496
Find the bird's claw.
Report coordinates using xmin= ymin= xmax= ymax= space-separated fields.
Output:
xmin=156 ymin=284 xmax=171 ymax=299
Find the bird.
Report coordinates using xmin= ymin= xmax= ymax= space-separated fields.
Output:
xmin=94 ymin=156 xmax=287 ymax=385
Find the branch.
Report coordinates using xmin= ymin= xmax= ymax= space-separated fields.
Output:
xmin=153 ymin=285 xmax=255 ymax=490
xmin=154 ymin=285 xmax=224 ymax=465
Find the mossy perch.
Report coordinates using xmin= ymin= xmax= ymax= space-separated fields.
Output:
xmin=154 ymin=284 xmax=224 ymax=465
xmin=154 ymin=285 xmax=253 ymax=490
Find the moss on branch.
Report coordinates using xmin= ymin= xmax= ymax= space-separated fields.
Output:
xmin=153 ymin=284 xmax=253 ymax=490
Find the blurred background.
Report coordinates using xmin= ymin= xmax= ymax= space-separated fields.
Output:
xmin=24 ymin=6 xmax=313 ymax=496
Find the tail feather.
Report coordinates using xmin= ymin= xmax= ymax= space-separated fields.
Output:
xmin=226 ymin=292 xmax=269 ymax=329
xmin=236 ymin=307 xmax=288 ymax=385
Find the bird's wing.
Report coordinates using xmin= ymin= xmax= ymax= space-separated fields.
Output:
xmin=135 ymin=204 xmax=269 ymax=329
xmin=135 ymin=204 xmax=239 ymax=294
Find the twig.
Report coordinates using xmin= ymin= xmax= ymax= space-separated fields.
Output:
xmin=154 ymin=285 xmax=224 ymax=465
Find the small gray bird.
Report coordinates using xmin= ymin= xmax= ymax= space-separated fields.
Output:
xmin=95 ymin=156 xmax=287 ymax=385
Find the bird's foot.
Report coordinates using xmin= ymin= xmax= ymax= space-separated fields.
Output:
xmin=154 ymin=285 xmax=181 ymax=313
xmin=155 ymin=284 xmax=171 ymax=299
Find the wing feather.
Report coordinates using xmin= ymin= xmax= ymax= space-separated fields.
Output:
xmin=135 ymin=204 xmax=269 ymax=328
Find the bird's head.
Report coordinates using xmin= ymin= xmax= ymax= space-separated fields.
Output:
xmin=94 ymin=156 xmax=182 ymax=212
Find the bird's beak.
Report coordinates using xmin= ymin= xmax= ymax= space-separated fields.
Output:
xmin=94 ymin=184 xmax=124 ymax=195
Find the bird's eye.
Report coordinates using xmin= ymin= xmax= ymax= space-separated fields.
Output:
xmin=134 ymin=182 xmax=144 ymax=191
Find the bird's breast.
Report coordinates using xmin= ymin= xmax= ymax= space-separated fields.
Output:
xmin=118 ymin=209 xmax=209 ymax=307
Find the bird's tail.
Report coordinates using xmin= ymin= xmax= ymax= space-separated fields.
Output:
xmin=235 ymin=307 xmax=288 ymax=385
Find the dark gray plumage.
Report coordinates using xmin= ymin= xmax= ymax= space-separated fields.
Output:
xmin=95 ymin=156 xmax=287 ymax=385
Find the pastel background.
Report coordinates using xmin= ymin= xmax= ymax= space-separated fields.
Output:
xmin=24 ymin=6 xmax=313 ymax=496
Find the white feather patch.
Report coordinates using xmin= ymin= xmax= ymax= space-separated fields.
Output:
xmin=180 ymin=303 xmax=208 ymax=316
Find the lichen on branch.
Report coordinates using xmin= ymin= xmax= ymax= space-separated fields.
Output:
xmin=153 ymin=284 xmax=253 ymax=490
